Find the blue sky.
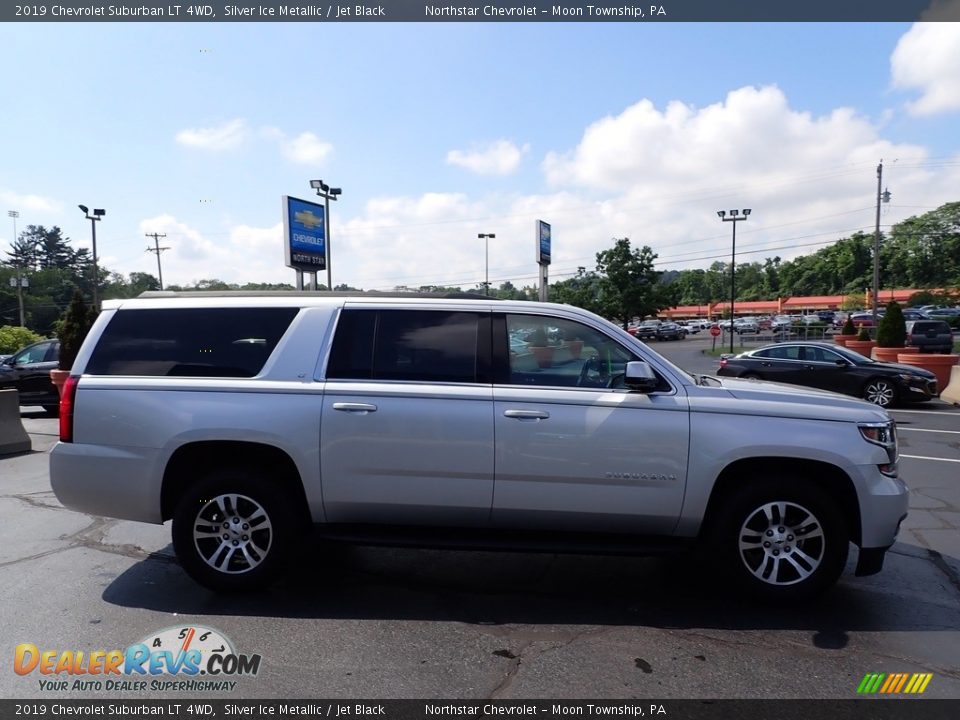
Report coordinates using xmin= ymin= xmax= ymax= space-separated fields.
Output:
xmin=2 ymin=20 xmax=959 ymax=291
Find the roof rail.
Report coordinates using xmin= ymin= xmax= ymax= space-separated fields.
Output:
xmin=137 ymin=290 xmax=501 ymax=300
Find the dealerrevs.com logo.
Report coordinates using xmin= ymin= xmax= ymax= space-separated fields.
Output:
xmin=14 ymin=625 xmax=261 ymax=692
xmin=857 ymin=672 xmax=933 ymax=695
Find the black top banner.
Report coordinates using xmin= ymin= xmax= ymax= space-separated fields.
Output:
xmin=4 ymin=0 xmax=960 ymax=23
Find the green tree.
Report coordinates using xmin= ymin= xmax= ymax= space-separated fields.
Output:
xmin=595 ymin=238 xmax=674 ymax=326
xmin=0 ymin=325 xmax=44 ymax=354
xmin=876 ymin=301 xmax=906 ymax=348
xmin=56 ymin=289 xmax=97 ymax=371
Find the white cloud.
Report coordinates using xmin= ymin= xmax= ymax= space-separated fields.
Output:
xmin=175 ymin=119 xmax=249 ymax=151
xmin=117 ymin=86 xmax=960 ymax=294
xmin=261 ymin=128 xmax=333 ymax=167
xmin=446 ymin=140 xmax=530 ymax=175
xmin=0 ymin=190 xmax=60 ymax=214
xmin=281 ymin=132 xmax=333 ymax=166
xmin=891 ymin=21 xmax=960 ymax=116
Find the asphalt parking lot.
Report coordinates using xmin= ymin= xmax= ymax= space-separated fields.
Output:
xmin=1 ymin=347 xmax=958 ymax=701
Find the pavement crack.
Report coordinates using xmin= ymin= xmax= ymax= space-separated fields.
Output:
xmin=488 ymin=641 xmax=533 ymax=700
xmin=9 ymin=493 xmax=68 ymax=511
xmin=926 ymin=548 xmax=960 ymax=598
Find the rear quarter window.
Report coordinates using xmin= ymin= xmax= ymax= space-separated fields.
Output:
xmin=85 ymin=307 xmax=299 ymax=377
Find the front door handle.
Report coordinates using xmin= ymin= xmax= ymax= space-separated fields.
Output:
xmin=332 ymin=402 xmax=378 ymax=414
xmin=503 ymin=409 xmax=550 ymax=421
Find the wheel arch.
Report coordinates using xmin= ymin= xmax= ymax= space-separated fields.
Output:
xmin=161 ymin=440 xmax=311 ymax=528
xmin=701 ymin=457 xmax=862 ymax=546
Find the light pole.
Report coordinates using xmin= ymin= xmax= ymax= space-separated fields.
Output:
xmin=79 ymin=205 xmax=105 ymax=309
xmin=8 ymin=210 xmax=25 ymax=326
xmin=872 ymin=162 xmax=891 ymax=323
xmin=478 ymin=233 xmax=496 ymax=296
xmin=309 ymin=179 xmax=341 ymax=291
xmin=717 ymin=209 xmax=751 ymax=353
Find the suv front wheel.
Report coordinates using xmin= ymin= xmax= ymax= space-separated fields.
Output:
xmin=172 ymin=468 xmax=297 ymax=592
xmin=710 ymin=480 xmax=849 ymax=600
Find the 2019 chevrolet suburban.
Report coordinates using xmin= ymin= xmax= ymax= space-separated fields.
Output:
xmin=50 ymin=292 xmax=908 ymax=599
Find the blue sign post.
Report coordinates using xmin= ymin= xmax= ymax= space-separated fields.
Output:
xmin=283 ymin=196 xmax=327 ymax=272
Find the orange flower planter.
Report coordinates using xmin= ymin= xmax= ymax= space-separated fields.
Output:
xmin=49 ymin=369 xmax=70 ymax=398
xmin=871 ymin=346 xmax=904 ymax=363
xmin=845 ymin=340 xmax=877 ymax=357
xmin=896 ymin=353 xmax=959 ymax=392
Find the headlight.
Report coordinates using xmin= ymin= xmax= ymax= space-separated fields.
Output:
xmin=897 ymin=373 xmax=921 ymax=382
xmin=859 ymin=421 xmax=899 ymax=474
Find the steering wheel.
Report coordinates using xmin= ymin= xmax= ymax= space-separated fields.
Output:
xmin=577 ymin=357 xmax=625 ymax=388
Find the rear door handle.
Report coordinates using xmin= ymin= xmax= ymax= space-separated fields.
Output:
xmin=332 ymin=402 xmax=378 ymax=414
xmin=503 ymin=409 xmax=550 ymax=421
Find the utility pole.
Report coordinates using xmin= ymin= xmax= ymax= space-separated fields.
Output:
xmin=872 ymin=163 xmax=891 ymax=323
xmin=8 ymin=210 xmax=25 ymax=326
xmin=145 ymin=233 xmax=170 ymax=290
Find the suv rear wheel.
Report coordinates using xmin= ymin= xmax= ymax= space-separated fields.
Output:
xmin=172 ymin=468 xmax=297 ymax=592
xmin=710 ymin=480 xmax=849 ymax=600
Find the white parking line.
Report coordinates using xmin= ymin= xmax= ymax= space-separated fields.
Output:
xmin=900 ymin=454 xmax=960 ymax=464
xmin=897 ymin=427 xmax=960 ymax=435
xmin=889 ymin=409 xmax=960 ymax=416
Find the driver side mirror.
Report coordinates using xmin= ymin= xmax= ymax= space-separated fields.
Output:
xmin=624 ymin=361 xmax=658 ymax=392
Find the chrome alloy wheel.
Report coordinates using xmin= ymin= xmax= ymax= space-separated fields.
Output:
xmin=864 ymin=380 xmax=896 ymax=407
xmin=738 ymin=501 xmax=825 ymax=586
xmin=192 ymin=493 xmax=273 ymax=574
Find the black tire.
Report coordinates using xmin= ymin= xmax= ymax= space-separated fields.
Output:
xmin=172 ymin=468 xmax=300 ymax=592
xmin=741 ymin=372 xmax=762 ymax=380
xmin=707 ymin=480 xmax=849 ymax=601
xmin=863 ymin=378 xmax=898 ymax=408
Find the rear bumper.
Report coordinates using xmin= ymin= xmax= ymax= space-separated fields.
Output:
xmin=50 ymin=441 xmax=163 ymax=523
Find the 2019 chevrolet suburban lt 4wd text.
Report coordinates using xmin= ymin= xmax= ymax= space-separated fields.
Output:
xmin=50 ymin=292 xmax=908 ymax=599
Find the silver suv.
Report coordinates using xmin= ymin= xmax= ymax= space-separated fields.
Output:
xmin=50 ymin=292 xmax=908 ymax=599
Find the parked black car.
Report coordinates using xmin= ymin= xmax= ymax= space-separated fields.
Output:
xmin=0 ymin=339 xmax=61 ymax=414
xmin=656 ymin=322 xmax=686 ymax=341
xmin=906 ymin=320 xmax=954 ymax=354
xmin=716 ymin=341 xmax=937 ymax=408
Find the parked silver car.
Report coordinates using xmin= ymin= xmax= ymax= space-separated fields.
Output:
xmin=50 ymin=292 xmax=908 ymax=600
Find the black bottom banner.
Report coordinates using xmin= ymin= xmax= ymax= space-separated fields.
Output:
xmin=1 ymin=700 xmax=958 ymax=720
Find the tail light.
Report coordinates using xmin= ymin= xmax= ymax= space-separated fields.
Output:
xmin=59 ymin=375 xmax=79 ymax=443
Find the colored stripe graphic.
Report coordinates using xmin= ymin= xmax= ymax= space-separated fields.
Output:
xmin=857 ymin=672 xmax=932 ymax=694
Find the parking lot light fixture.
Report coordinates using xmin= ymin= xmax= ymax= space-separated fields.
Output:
xmin=478 ymin=233 xmax=496 ymax=296
xmin=718 ymin=209 xmax=751 ymax=353
xmin=310 ymin=179 xmax=341 ymax=292
xmin=79 ymin=205 xmax=105 ymax=310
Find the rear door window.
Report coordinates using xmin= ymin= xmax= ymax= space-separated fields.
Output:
xmin=327 ymin=309 xmax=487 ymax=384
xmin=85 ymin=307 xmax=299 ymax=377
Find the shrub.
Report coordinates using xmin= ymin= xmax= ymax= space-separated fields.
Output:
xmin=0 ymin=325 xmax=44 ymax=354
xmin=856 ymin=326 xmax=871 ymax=341
xmin=57 ymin=289 xmax=97 ymax=371
xmin=876 ymin=301 xmax=906 ymax=347
xmin=841 ymin=317 xmax=856 ymax=335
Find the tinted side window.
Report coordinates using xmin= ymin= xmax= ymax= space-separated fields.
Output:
xmin=86 ymin=308 xmax=299 ymax=377
xmin=327 ymin=310 xmax=376 ymax=379
xmin=504 ymin=314 xmax=637 ymax=388
xmin=327 ymin=310 xmax=483 ymax=383
xmin=373 ymin=311 xmax=479 ymax=383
